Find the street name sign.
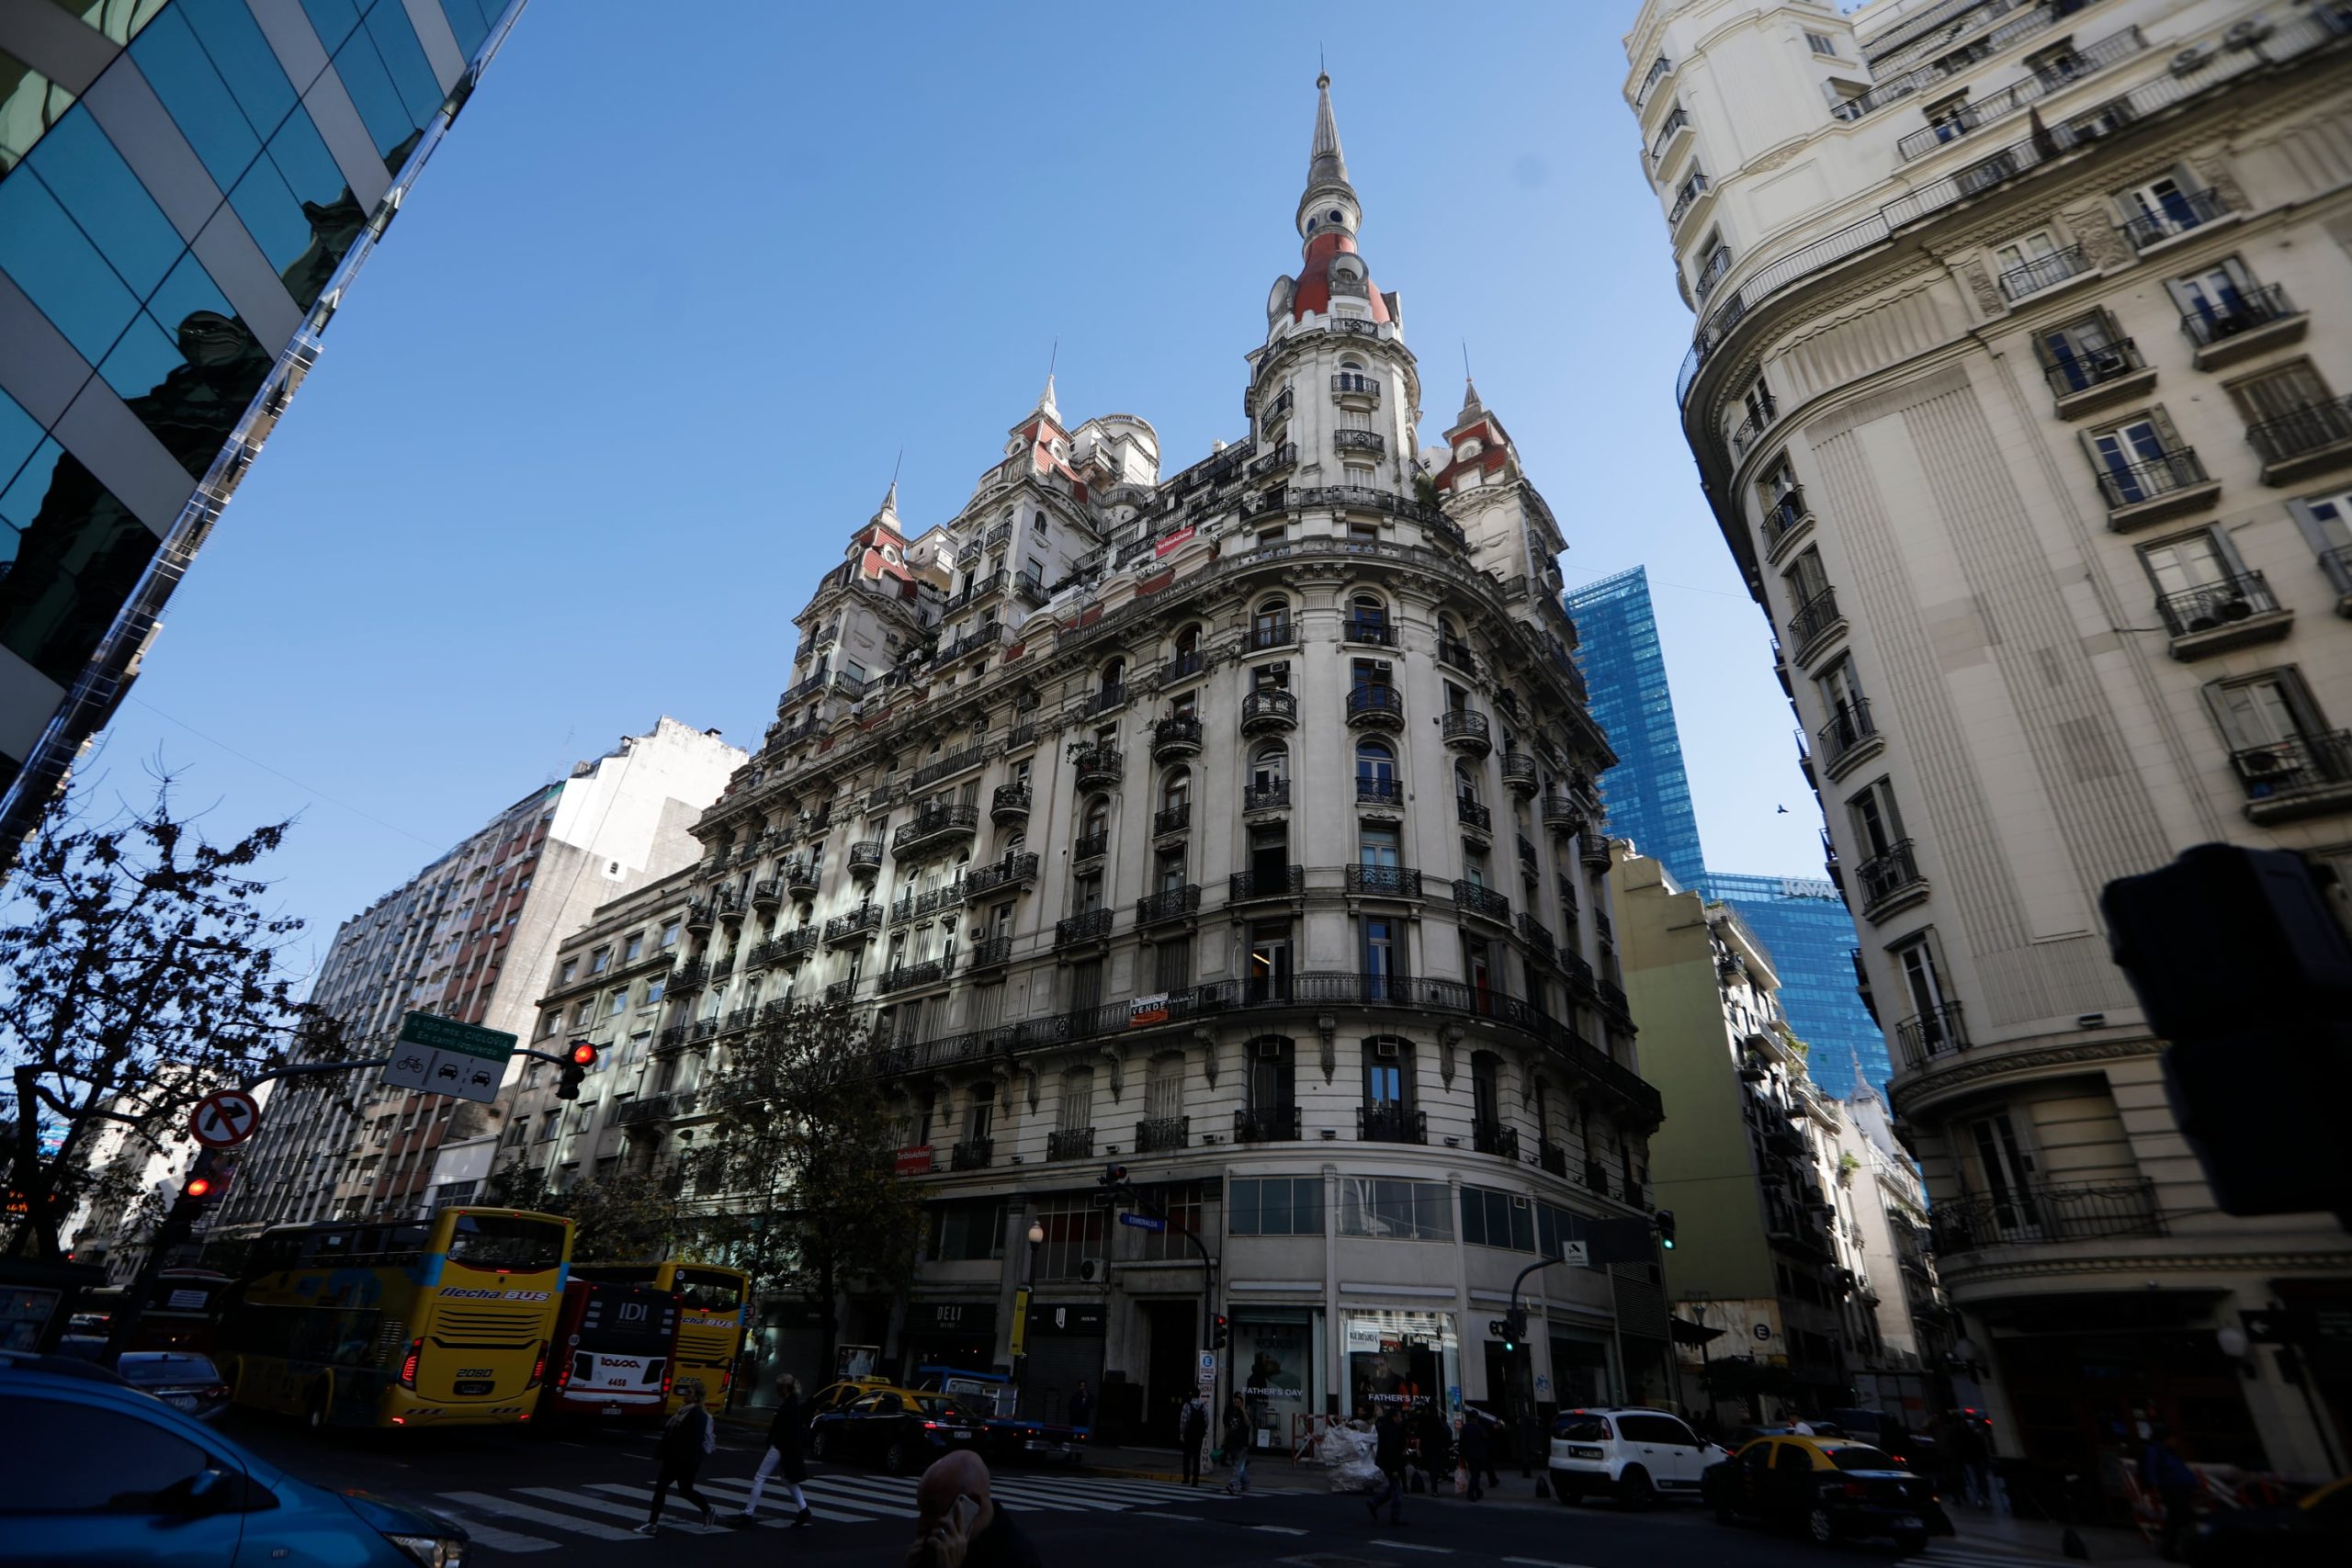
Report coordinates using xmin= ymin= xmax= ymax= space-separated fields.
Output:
xmin=188 ymin=1089 xmax=261 ymax=1148
xmin=1118 ymin=1213 xmax=1167 ymax=1233
xmin=380 ymin=1012 xmax=517 ymax=1104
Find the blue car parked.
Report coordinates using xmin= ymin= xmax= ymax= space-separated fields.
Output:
xmin=0 ymin=1354 xmax=468 ymax=1565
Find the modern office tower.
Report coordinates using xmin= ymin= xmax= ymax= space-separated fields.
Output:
xmin=1623 ymin=0 xmax=2352 ymax=1475
xmin=0 ymin=1 xmax=526 ymax=847
xmin=550 ymin=76 xmax=1668 ymax=1433
xmin=215 ymin=718 xmax=741 ymax=1230
xmin=1566 ymin=566 xmax=1889 ymax=1092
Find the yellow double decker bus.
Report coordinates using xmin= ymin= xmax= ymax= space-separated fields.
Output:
xmin=571 ymin=1261 xmax=749 ymax=1407
xmin=219 ymin=1207 xmax=571 ymax=1429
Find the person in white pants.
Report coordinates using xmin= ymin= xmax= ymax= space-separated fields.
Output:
xmin=733 ymin=1375 xmax=813 ymax=1528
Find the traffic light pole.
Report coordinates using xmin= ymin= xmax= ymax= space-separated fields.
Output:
xmin=1504 ymin=1256 xmax=1560 ymax=1481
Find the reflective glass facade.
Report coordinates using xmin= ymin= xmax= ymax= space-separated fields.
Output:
xmin=1564 ymin=568 xmax=1889 ymax=1095
xmin=0 ymin=0 xmax=520 ymax=839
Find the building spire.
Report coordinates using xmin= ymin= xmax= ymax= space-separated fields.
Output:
xmin=1309 ymin=70 xmax=1348 ymax=191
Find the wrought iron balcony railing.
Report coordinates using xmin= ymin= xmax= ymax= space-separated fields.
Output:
xmin=2122 ymin=186 xmax=2230 ymax=251
xmin=1473 ymin=1119 xmax=1520 ymax=1159
xmin=1136 ymin=885 xmax=1201 ymax=927
xmin=1996 ymin=243 xmax=2089 ymax=300
xmin=1056 ymin=908 xmax=1114 ymax=948
xmin=1234 ymin=1105 xmax=1302 ymax=1143
xmin=1818 ymin=699 xmax=1878 ymax=769
xmin=2155 ymin=571 xmax=2281 ymax=638
xmin=1894 ymin=1001 xmax=1969 ymax=1068
xmin=1787 ymin=584 xmax=1842 ymax=652
xmin=1046 ymin=1126 xmax=1094 ymax=1161
xmin=1855 ymin=840 xmax=1926 ymax=913
xmin=1346 ymin=864 xmax=1421 ymax=898
xmin=2095 ymin=449 xmax=2209 ymax=511
xmin=1359 ymin=1102 xmax=1428 ymax=1145
xmin=1229 ymin=865 xmax=1303 ymax=902
xmin=1243 ymin=782 xmax=1291 ymax=812
xmin=2246 ymin=396 xmax=2352 ymax=468
xmin=1930 ymin=1178 xmax=2161 ymax=1255
xmin=1453 ymin=883 xmax=1511 ymax=923
xmin=1135 ymin=1115 xmax=1190 ymax=1155
xmin=1356 ymin=777 xmax=1401 ymax=807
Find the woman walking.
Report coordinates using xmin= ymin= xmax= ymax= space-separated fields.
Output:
xmin=638 ymin=1379 xmax=718 ymax=1535
xmin=732 ymin=1374 xmax=813 ymax=1527
xmin=1221 ymin=1393 xmax=1253 ymax=1495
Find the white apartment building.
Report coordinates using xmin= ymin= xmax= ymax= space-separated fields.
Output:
xmin=520 ymin=76 xmax=1667 ymax=1444
xmin=1623 ymin=0 xmax=2352 ymax=1480
xmin=218 ymin=717 xmax=742 ymax=1229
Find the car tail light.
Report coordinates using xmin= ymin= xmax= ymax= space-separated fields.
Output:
xmin=399 ymin=1339 xmax=423 ymax=1388
xmin=922 ymin=1420 xmax=941 ymax=1430
xmin=1840 ymin=1482 xmax=1865 ymax=1499
xmin=530 ymin=1342 xmax=548 ymax=1387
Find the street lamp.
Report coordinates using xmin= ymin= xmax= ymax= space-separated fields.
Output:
xmin=1028 ymin=1222 xmax=1046 ymax=1246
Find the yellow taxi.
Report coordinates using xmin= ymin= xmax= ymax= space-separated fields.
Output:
xmin=1701 ymin=1432 xmax=1946 ymax=1553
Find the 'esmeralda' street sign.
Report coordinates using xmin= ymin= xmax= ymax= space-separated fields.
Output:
xmin=1119 ymin=1213 xmax=1167 ymax=1233
xmin=380 ymin=1011 xmax=517 ymax=1104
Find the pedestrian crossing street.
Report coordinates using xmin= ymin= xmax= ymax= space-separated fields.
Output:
xmin=425 ymin=1468 xmax=1273 ymax=1553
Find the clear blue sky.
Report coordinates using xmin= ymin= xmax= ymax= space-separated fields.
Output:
xmin=83 ymin=0 xmax=1825 ymax=983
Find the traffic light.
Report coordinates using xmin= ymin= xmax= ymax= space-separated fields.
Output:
xmin=557 ymin=1040 xmax=597 ymax=1100
xmin=2101 ymin=844 xmax=2352 ymax=1217
xmin=1492 ymin=1307 xmax=1527 ymax=1353
xmin=1209 ymin=1314 xmax=1228 ymax=1350
xmin=167 ymin=1168 xmax=221 ymax=1225
xmin=1655 ymin=1209 xmax=1677 ymax=1250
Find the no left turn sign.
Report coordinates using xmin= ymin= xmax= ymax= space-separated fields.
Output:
xmin=189 ymin=1089 xmax=261 ymax=1148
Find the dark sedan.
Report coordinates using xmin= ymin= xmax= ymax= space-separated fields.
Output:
xmin=808 ymin=1389 xmax=987 ymax=1475
xmin=111 ymin=1351 xmax=232 ymax=1423
xmin=1702 ymin=1435 xmax=1941 ymax=1554
xmin=2188 ymin=1476 xmax=2352 ymax=1566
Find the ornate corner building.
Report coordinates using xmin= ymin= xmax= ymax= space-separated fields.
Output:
xmin=500 ymin=76 xmax=1668 ymax=1439
xmin=1623 ymin=0 xmax=2352 ymax=1477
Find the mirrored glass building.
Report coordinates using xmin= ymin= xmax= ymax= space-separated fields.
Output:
xmin=0 ymin=0 xmax=526 ymax=846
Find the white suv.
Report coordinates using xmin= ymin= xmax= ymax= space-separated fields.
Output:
xmin=1548 ymin=1406 xmax=1726 ymax=1506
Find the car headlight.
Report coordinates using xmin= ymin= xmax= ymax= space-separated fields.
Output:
xmin=382 ymin=1534 xmax=466 ymax=1567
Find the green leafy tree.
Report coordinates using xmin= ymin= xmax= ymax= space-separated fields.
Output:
xmin=688 ymin=1004 xmax=922 ymax=1375
xmin=483 ymin=1163 xmax=684 ymax=1262
xmin=2 ymin=776 xmax=319 ymax=1262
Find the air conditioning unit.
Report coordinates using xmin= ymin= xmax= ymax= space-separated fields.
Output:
xmin=2170 ymin=44 xmax=2215 ymax=74
xmin=1078 ymin=1258 xmax=1107 ymax=1283
xmin=1251 ymin=1040 xmax=1285 ymax=1060
xmin=2237 ymin=748 xmax=2288 ymax=777
xmin=2223 ymin=19 xmax=2273 ymax=51
xmin=1373 ymin=1040 xmax=1401 ymax=1061
xmin=2216 ymin=595 xmax=2253 ymax=622
xmin=2088 ymin=350 xmax=2129 ymax=377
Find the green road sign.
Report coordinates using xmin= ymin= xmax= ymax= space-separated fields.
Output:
xmin=397 ymin=1012 xmax=516 ymax=1061
xmin=384 ymin=1012 xmax=518 ymax=1103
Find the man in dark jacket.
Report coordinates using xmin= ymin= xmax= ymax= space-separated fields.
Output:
xmin=906 ymin=1450 xmax=1042 ymax=1568
xmin=1180 ymin=1393 xmax=1208 ymax=1486
xmin=1067 ymin=1380 xmax=1093 ymax=1432
xmin=1458 ymin=1410 xmax=1492 ymax=1501
xmin=732 ymin=1374 xmax=811 ymax=1526
xmin=1365 ymin=1404 xmax=1408 ymax=1525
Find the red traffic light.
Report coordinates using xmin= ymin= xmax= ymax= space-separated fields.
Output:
xmin=182 ymin=1177 xmax=213 ymax=1200
xmin=567 ymin=1041 xmax=598 ymax=1066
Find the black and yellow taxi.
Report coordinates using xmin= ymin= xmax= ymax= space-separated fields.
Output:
xmin=1701 ymin=1433 xmax=1943 ymax=1553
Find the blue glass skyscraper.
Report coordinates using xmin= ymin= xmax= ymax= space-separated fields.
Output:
xmin=1565 ymin=568 xmax=1889 ymax=1094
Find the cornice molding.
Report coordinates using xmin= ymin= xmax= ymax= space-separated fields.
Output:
xmin=1891 ymin=1036 xmax=2162 ymax=1116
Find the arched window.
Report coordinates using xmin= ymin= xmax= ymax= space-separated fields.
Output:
xmin=1161 ymin=767 xmax=1192 ymax=813
xmin=1355 ymin=739 xmax=1395 ymax=788
xmin=1174 ymin=624 xmax=1202 ymax=658
xmin=1057 ymin=1066 xmax=1094 ymax=1137
xmin=1101 ymin=657 xmax=1125 ymax=694
xmin=1244 ymin=1036 xmax=1295 ymax=1129
xmin=1349 ymin=592 xmax=1388 ymax=643
xmin=1361 ymin=1036 xmax=1416 ymax=1118
xmin=1455 ymin=761 xmax=1481 ymax=807
xmin=1250 ymin=742 xmax=1289 ymax=793
xmin=1145 ymin=1052 xmax=1185 ymax=1131
xmin=1253 ymin=597 xmax=1291 ymax=649
xmin=1084 ymin=795 xmax=1111 ymax=838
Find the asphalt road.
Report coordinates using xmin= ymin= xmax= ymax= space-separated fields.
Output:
xmin=222 ymin=1411 xmax=2069 ymax=1568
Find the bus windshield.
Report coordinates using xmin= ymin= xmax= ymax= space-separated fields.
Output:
xmin=674 ymin=1269 xmax=744 ymax=1313
xmin=447 ymin=1214 xmax=567 ymax=1273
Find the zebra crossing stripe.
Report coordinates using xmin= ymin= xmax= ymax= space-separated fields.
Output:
xmin=514 ymin=1487 xmax=654 ymax=1524
xmin=435 ymin=1491 xmax=642 ymax=1542
xmin=807 ymin=1474 xmax=1094 ymax=1515
xmin=421 ymin=1504 xmax=558 ymax=1554
xmin=695 ymin=1476 xmax=897 ymax=1523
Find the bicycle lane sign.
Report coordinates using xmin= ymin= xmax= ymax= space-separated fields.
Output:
xmin=379 ymin=1011 xmax=517 ymax=1104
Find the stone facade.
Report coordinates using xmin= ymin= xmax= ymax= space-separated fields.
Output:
xmin=1623 ymin=0 xmax=2352 ymax=1477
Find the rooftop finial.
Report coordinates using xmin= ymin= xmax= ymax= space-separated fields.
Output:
xmin=1309 ymin=66 xmax=1347 ymax=186
xmin=878 ymin=449 xmax=902 ymax=521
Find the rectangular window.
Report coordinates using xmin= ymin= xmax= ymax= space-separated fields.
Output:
xmin=931 ymin=1199 xmax=1007 ymax=1262
xmin=1459 ymin=1185 xmax=1538 ymax=1252
xmin=1032 ymin=1195 xmax=1105 ymax=1280
xmin=1154 ymin=939 xmax=1193 ymax=992
xmin=1805 ymin=31 xmax=1838 ymax=56
xmin=2229 ymin=361 xmax=2331 ymax=425
xmin=1229 ymin=1176 xmax=1325 ymax=1236
xmin=590 ymin=948 xmax=611 ymax=974
xmin=560 ymin=958 xmax=579 ymax=983
xmin=606 ymin=989 xmax=627 ymax=1017
xmin=1336 ymin=1177 xmax=1453 ymax=1241
xmin=661 ymin=920 xmax=681 ymax=948
xmin=623 ymin=934 xmax=643 ymax=963
xmin=2138 ymin=528 xmax=2234 ymax=599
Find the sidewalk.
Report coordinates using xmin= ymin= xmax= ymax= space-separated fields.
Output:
xmin=715 ymin=1408 xmax=1265 ymax=1483
xmin=1944 ymin=1502 xmax=2167 ymax=1565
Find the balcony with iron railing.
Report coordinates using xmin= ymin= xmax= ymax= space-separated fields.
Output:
xmin=1474 ymin=1119 xmax=1521 ymax=1160
xmin=1786 ymin=584 xmax=1843 ymax=659
xmin=684 ymin=900 xmax=714 ymax=934
xmin=1153 ymin=803 xmax=1191 ymax=839
xmin=943 ymin=570 xmax=1006 ymax=616
xmin=1346 ymin=684 xmax=1404 ymax=728
xmin=1516 ymin=911 xmax=1555 ymax=963
xmin=1083 ymin=682 xmax=1128 ymax=717
xmin=1996 ymin=243 xmax=2091 ymax=302
xmin=846 ymin=841 xmax=884 ymax=876
xmin=1331 ymin=371 xmax=1382 ymax=403
xmin=2122 ymin=186 xmax=2231 ymax=252
xmin=2154 ymin=570 xmax=2290 ymax=655
xmin=1538 ymin=1139 xmax=1568 ymax=1178
xmin=1244 ymin=781 xmax=1291 ymax=813
xmin=1356 ymin=777 xmax=1401 ymax=808
xmin=1758 ymin=488 xmax=1812 ymax=558
xmin=1650 ymin=105 xmax=1690 ymax=165
xmin=2180 ymin=282 xmax=2305 ymax=369
xmin=1500 ymin=750 xmax=1538 ymax=795
xmin=963 ymin=852 xmax=1040 ymax=900
xmin=911 ymin=745 xmax=987 ymax=792
xmin=823 ymin=977 xmax=857 ymax=1005
xmin=1456 ymin=795 xmax=1493 ymax=834
xmin=989 ymin=784 xmax=1031 ymax=824
xmin=879 ymin=955 xmax=953 ymax=995
xmin=1346 ymin=864 xmax=1422 ymax=899
xmin=1929 ymin=1178 xmax=2162 ymax=1258
xmin=1135 ymin=1115 xmax=1190 ymax=1155
xmin=1539 ymin=794 xmax=1583 ymax=833
xmin=1435 ymin=637 xmax=1477 ymax=673
xmin=1453 ymin=882 xmax=1511 ymax=924
xmin=1229 ymin=865 xmax=1304 ymax=903
xmin=951 ymin=1137 xmax=993 ymax=1172
xmin=1667 ymin=168 xmax=1710 ymax=227
xmin=1333 ymin=429 xmax=1385 ymax=457
xmin=776 ymin=926 xmax=819 ymax=963
xmin=822 ymin=904 xmax=883 ymax=945
xmin=2231 ymin=729 xmax=2352 ymax=824
xmin=1247 ymin=619 xmax=1295 ymax=652
xmin=1153 ymin=716 xmax=1204 ymax=761
xmin=1855 ymin=840 xmax=1928 ymax=921
xmin=1073 ymin=743 xmax=1124 ymax=791
xmin=1343 ymin=616 xmax=1396 ymax=647
xmin=1817 ymin=699 xmax=1881 ymax=776
xmin=2095 ymin=448 xmax=2215 ymax=526
xmin=891 ymin=805 xmax=980 ymax=859
xmin=967 ymin=935 xmax=1013 ymax=971
xmin=1359 ymin=1102 xmax=1428 ymax=1145
xmin=1249 ymin=442 xmax=1298 ymax=479
xmin=1692 ymin=243 xmax=1734 ymax=304
xmin=930 ymin=621 xmax=1007 ymax=670
xmin=2246 ymin=395 xmax=2352 ymax=485
xmin=1073 ymin=829 xmax=1108 ymax=863
xmin=1235 ymin=1105 xmax=1302 ymax=1143
xmin=715 ymin=888 xmax=747 ymax=923
xmin=1046 ymin=1126 xmax=1094 ymax=1161
xmin=671 ymin=957 xmax=708 ymax=992
xmin=1728 ymin=394 xmax=1778 ymax=463
xmin=2041 ymin=335 xmax=2148 ymax=412
xmin=1137 ymin=885 xmax=1201 ymax=928
xmin=1056 ymin=908 xmax=1114 ymax=949
xmin=1240 ymin=689 xmax=1296 ymax=735
xmin=1441 ymin=709 xmax=1492 ymax=755
xmin=1894 ymin=1000 xmax=1970 ymax=1070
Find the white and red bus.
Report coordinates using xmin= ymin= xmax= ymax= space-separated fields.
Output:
xmin=537 ymin=1278 xmax=682 ymax=1425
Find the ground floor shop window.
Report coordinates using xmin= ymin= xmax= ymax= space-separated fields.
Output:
xmin=1234 ymin=1309 xmax=1322 ymax=1448
xmin=1344 ymin=1309 xmax=1459 ymax=1419
xmin=1549 ymin=1330 xmax=1614 ymax=1408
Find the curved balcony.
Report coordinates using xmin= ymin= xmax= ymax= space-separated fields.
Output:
xmin=1346 ymin=864 xmax=1421 ymax=899
xmin=1073 ymin=743 xmax=1124 ymax=793
xmin=1334 ymin=429 xmax=1385 ymax=458
xmin=1152 ymin=716 xmax=1204 ymax=762
xmin=1539 ymin=795 xmax=1582 ymax=835
xmin=1136 ymin=885 xmax=1201 ymax=928
xmin=1072 ymin=829 xmax=1108 ymax=864
xmin=1240 ymin=689 xmax=1297 ymax=736
xmin=963 ymin=852 xmax=1039 ymax=900
xmin=1235 ymin=1105 xmax=1303 ymax=1144
xmin=1453 ymin=882 xmax=1511 ymax=925
xmin=822 ymin=904 xmax=883 ymax=947
xmin=1228 ymin=866 xmax=1303 ymax=903
xmin=1153 ymin=803 xmax=1191 ymax=839
xmin=1580 ymin=835 xmax=1613 ymax=873
xmin=1455 ymin=795 xmax=1493 ymax=836
xmin=891 ymin=805 xmax=980 ymax=861
xmin=1243 ymin=782 xmax=1291 ymax=813
xmin=1331 ymin=371 xmax=1382 ymax=407
xmin=1356 ymin=777 xmax=1402 ymax=810
xmin=751 ymin=878 xmax=782 ymax=912
xmin=1500 ymin=751 xmax=1538 ymax=795
xmin=1345 ymin=684 xmax=1404 ymax=730
xmin=1441 ymin=709 xmax=1492 ymax=756
xmin=967 ymin=935 xmax=1013 ymax=972
xmin=1855 ymin=839 xmax=1929 ymax=923
xmin=784 ymin=861 xmax=820 ymax=899
xmin=990 ymin=784 xmax=1032 ymax=825
xmin=670 ymin=957 xmax=708 ymax=993
xmin=684 ymin=900 xmax=715 ymax=935
xmin=1358 ymin=1103 xmax=1427 ymax=1145
xmin=716 ymin=889 xmax=748 ymax=925
xmin=846 ymin=840 xmax=885 ymax=878
xmin=1056 ymin=908 xmax=1114 ymax=950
